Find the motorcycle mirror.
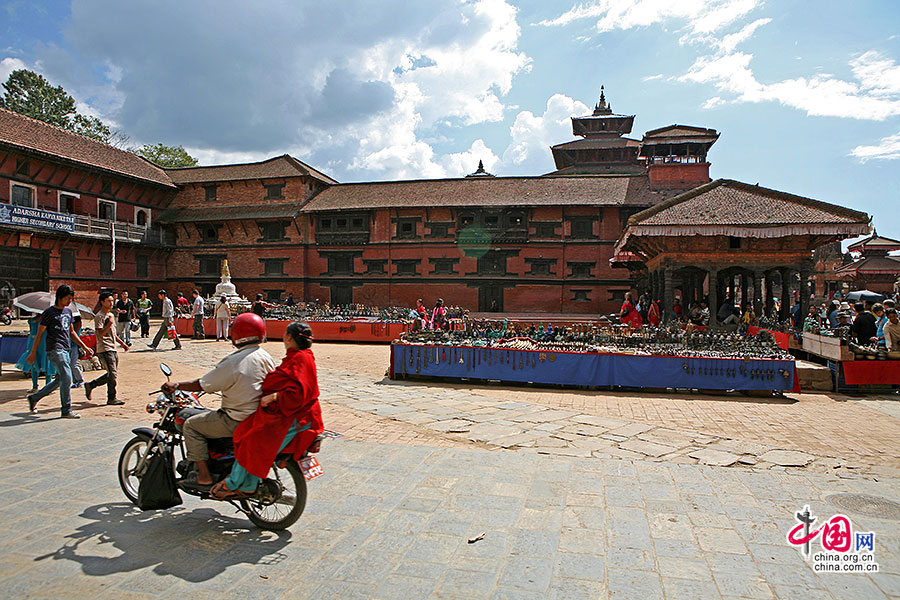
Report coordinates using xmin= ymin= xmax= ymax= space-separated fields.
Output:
xmin=160 ymin=363 xmax=172 ymax=378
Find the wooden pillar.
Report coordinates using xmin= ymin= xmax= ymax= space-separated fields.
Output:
xmin=764 ymin=270 xmax=774 ymax=317
xmin=708 ymin=268 xmax=719 ymax=328
xmin=799 ymin=261 xmax=811 ymax=325
xmin=753 ymin=269 xmax=763 ymax=317
xmin=663 ymin=268 xmax=674 ymax=322
xmin=780 ymin=267 xmax=792 ymax=321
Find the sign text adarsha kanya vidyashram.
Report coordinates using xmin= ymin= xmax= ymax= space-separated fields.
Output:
xmin=0 ymin=205 xmax=75 ymax=232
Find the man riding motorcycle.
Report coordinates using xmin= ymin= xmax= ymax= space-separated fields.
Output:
xmin=160 ymin=312 xmax=275 ymax=490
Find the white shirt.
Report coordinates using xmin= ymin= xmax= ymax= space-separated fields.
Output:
xmin=199 ymin=344 xmax=275 ymax=420
xmin=215 ymin=300 xmax=230 ymax=319
xmin=161 ymin=297 xmax=175 ymax=319
xmin=192 ymin=295 xmax=205 ymax=316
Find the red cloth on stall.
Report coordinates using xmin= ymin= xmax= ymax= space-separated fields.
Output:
xmin=842 ymin=361 xmax=900 ymax=385
xmin=232 ymin=348 xmax=324 ymax=478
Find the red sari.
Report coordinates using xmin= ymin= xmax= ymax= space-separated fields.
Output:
xmin=232 ymin=348 xmax=324 ymax=478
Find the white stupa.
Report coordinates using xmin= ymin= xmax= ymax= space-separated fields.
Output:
xmin=215 ymin=260 xmax=241 ymax=301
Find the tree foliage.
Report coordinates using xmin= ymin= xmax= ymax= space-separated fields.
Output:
xmin=135 ymin=143 xmax=199 ymax=168
xmin=0 ymin=68 xmax=113 ymax=143
xmin=0 ymin=69 xmax=76 ymax=128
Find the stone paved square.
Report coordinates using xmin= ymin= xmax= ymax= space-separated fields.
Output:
xmin=0 ymin=340 xmax=899 ymax=598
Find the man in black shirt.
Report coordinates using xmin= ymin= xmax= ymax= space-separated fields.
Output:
xmin=26 ymin=285 xmax=94 ymax=418
xmin=850 ymin=302 xmax=877 ymax=345
xmin=252 ymin=293 xmax=266 ymax=318
xmin=115 ymin=290 xmax=135 ymax=347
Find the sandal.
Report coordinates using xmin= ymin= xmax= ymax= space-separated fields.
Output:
xmin=178 ymin=472 xmax=213 ymax=491
xmin=210 ymin=480 xmax=254 ymax=500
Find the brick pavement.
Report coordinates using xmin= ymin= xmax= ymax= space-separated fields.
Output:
xmin=4 ymin=338 xmax=897 ymax=477
xmin=0 ymin=411 xmax=898 ymax=599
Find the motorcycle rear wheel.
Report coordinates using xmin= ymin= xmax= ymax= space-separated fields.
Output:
xmin=241 ymin=460 xmax=307 ymax=530
xmin=118 ymin=435 xmax=151 ymax=504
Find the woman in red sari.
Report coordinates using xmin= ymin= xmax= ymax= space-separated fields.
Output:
xmin=211 ymin=321 xmax=324 ymax=500
xmin=647 ymin=300 xmax=661 ymax=327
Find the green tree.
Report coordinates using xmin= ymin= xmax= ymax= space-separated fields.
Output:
xmin=71 ymin=113 xmax=112 ymax=142
xmin=135 ymin=143 xmax=198 ymax=168
xmin=0 ymin=69 xmax=75 ymax=127
xmin=0 ymin=68 xmax=114 ymax=144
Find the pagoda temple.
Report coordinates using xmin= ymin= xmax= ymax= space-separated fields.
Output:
xmin=832 ymin=231 xmax=900 ymax=294
xmin=549 ymin=87 xmax=644 ymax=175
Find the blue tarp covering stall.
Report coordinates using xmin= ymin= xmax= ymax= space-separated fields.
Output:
xmin=391 ymin=344 xmax=794 ymax=391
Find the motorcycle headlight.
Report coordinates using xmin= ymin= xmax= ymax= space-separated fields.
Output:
xmin=146 ymin=402 xmax=156 ymax=414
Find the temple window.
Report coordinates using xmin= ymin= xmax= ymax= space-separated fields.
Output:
xmin=264 ymin=183 xmax=285 ymax=199
xmin=198 ymin=256 xmax=222 ymax=276
xmin=260 ymin=258 xmax=288 ymax=276
xmin=60 ymin=248 xmax=76 ymax=274
xmin=363 ymin=259 xmax=387 ymax=275
xmin=572 ymin=289 xmax=591 ymax=302
xmin=430 ymin=258 xmax=459 ymax=275
xmin=258 ymin=221 xmax=288 ymax=242
xmin=568 ymin=261 xmax=594 ymax=277
xmin=204 ymin=185 xmax=217 ymax=202
xmin=137 ymin=255 xmax=149 ymax=278
xmin=394 ymin=259 xmax=421 ymax=276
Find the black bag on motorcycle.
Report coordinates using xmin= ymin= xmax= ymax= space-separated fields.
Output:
xmin=137 ymin=445 xmax=183 ymax=510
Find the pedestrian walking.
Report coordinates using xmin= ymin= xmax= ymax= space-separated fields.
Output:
xmin=84 ymin=291 xmax=127 ymax=406
xmin=115 ymin=290 xmax=135 ymax=346
xmin=25 ymin=285 xmax=95 ymax=418
xmin=136 ymin=291 xmax=152 ymax=337
xmin=215 ymin=295 xmax=231 ymax=340
xmin=69 ymin=314 xmax=84 ymax=388
xmin=16 ymin=313 xmax=54 ymax=393
xmin=191 ymin=289 xmax=205 ymax=339
xmin=149 ymin=289 xmax=182 ymax=350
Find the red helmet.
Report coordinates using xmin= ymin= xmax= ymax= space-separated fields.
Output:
xmin=231 ymin=312 xmax=266 ymax=346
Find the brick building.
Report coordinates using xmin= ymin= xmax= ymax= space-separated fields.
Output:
xmin=1 ymin=88 xmax=865 ymax=315
xmin=0 ymin=108 xmax=176 ymax=302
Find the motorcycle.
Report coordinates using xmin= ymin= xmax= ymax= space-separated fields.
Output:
xmin=0 ymin=306 xmax=12 ymax=326
xmin=117 ymin=363 xmax=325 ymax=530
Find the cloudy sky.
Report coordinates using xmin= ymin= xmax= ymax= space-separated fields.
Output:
xmin=2 ymin=0 xmax=899 ymax=236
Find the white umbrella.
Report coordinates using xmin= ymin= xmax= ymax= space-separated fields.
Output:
xmin=13 ymin=291 xmax=95 ymax=320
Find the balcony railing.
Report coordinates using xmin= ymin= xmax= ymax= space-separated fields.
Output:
xmin=0 ymin=203 xmax=175 ymax=247
xmin=70 ymin=215 xmax=176 ymax=246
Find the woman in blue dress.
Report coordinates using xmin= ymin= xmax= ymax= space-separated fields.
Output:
xmin=16 ymin=313 xmax=55 ymax=392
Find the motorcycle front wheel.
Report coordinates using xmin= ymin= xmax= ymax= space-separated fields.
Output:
xmin=118 ymin=435 xmax=151 ymax=503
xmin=241 ymin=460 xmax=307 ymax=530
xmin=0 ymin=314 xmax=10 ymax=326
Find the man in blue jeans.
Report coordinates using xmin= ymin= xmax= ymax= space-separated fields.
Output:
xmin=26 ymin=285 xmax=95 ymax=418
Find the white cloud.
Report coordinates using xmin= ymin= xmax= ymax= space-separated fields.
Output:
xmin=851 ymin=131 xmax=900 ymax=161
xmin=643 ymin=73 xmax=663 ymax=81
xmin=40 ymin=0 xmax=529 ymax=181
xmin=0 ymin=56 xmax=27 ymax=82
xmin=680 ymin=50 xmax=900 ymax=120
xmin=500 ymin=93 xmax=590 ymax=173
xmin=441 ymin=139 xmax=499 ymax=177
xmin=538 ymin=0 xmax=760 ymax=35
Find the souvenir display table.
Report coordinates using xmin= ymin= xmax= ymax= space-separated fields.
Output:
xmin=389 ymin=343 xmax=794 ymax=392
xmin=175 ymin=317 xmax=407 ymax=343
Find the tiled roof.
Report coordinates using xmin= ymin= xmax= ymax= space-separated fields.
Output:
xmin=643 ymin=124 xmax=719 ymax=140
xmin=0 ymin=107 xmax=174 ymax=187
xmin=848 ymin=232 xmax=900 ymax=251
xmin=301 ymin=175 xmax=676 ymax=212
xmin=551 ymin=138 xmax=642 ymax=150
xmin=834 ymin=256 xmax=900 ymax=275
xmin=156 ymin=203 xmax=299 ymax=223
xmin=631 ymin=180 xmax=869 ymax=227
xmin=164 ymin=154 xmax=337 ymax=185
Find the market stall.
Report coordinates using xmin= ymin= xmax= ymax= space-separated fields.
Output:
xmin=175 ymin=317 xmax=407 ymax=343
xmin=389 ymin=343 xmax=794 ymax=391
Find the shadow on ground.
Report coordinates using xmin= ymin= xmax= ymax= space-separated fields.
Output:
xmin=35 ymin=502 xmax=291 ymax=582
